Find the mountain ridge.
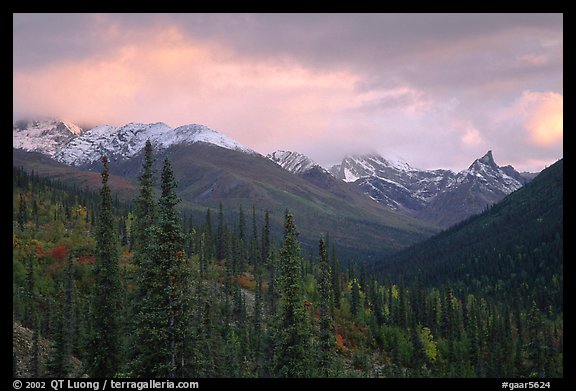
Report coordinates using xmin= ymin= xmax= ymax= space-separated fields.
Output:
xmin=13 ymin=119 xmax=256 ymax=167
xmin=328 ymin=150 xmax=533 ymax=227
xmin=13 ymin=118 xmax=539 ymax=231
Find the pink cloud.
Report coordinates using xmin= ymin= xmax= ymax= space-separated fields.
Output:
xmin=12 ymin=15 xmax=563 ymax=173
xmin=507 ymin=91 xmax=563 ymax=146
xmin=13 ymin=24 xmax=373 ymax=156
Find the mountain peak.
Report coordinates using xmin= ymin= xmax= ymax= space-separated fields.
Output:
xmin=329 ymin=149 xmax=529 ymax=227
xmin=479 ymin=150 xmax=495 ymax=165
xmin=267 ymin=150 xmax=318 ymax=174
xmin=331 ymin=153 xmax=417 ymax=183
xmin=173 ymin=124 xmax=256 ymax=155
xmin=13 ymin=118 xmax=84 ymax=156
xmin=469 ymin=150 xmax=500 ymax=172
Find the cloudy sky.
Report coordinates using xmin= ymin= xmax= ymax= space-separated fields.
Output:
xmin=13 ymin=13 xmax=562 ymax=172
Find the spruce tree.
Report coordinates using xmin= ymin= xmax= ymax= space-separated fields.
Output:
xmin=23 ymin=251 xmax=35 ymax=328
xmin=136 ymin=157 xmax=191 ymax=377
xmin=133 ymin=140 xmax=156 ymax=254
xmin=130 ymin=140 xmax=159 ymax=376
xmin=238 ymin=206 xmax=247 ymax=265
xmin=87 ymin=156 xmax=122 ymax=377
xmin=267 ymin=248 xmax=279 ymax=316
xmin=253 ymin=268 xmax=263 ymax=366
xmin=47 ymin=281 xmax=71 ymax=377
xmin=18 ymin=193 xmax=27 ymax=231
xmin=318 ymin=238 xmax=334 ymax=376
xmin=330 ymin=246 xmax=341 ymax=310
xmin=203 ymin=209 xmax=213 ymax=260
xmin=251 ymin=205 xmax=259 ymax=265
xmin=272 ymin=211 xmax=311 ymax=377
xmin=158 ymin=158 xmax=190 ymax=377
xmin=216 ymin=203 xmax=225 ymax=260
xmin=261 ymin=209 xmax=270 ymax=265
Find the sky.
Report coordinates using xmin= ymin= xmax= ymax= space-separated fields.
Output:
xmin=13 ymin=13 xmax=563 ymax=172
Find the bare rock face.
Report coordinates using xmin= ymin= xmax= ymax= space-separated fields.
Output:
xmin=13 ymin=321 xmax=85 ymax=378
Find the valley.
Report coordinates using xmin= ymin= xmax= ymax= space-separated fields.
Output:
xmin=12 ymin=119 xmax=562 ymax=379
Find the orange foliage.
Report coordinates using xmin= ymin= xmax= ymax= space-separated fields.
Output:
xmin=78 ymin=255 xmax=95 ymax=265
xmin=336 ymin=334 xmax=348 ymax=352
xmin=237 ymin=272 xmax=256 ymax=290
xmin=35 ymin=245 xmax=46 ymax=258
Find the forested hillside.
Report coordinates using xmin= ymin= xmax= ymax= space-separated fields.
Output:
xmin=13 ymin=151 xmax=563 ymax=378
xmin=376 ymin=159 xmax=563 ymax=312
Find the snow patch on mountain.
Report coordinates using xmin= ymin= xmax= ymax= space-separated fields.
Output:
xmin=13 ymin=119 xmax=83 ymax=156
xmin=330 ymin=154 xmax=420 ymax=183
xmin=458 ymin=151 xmax=523 ymax=193
xmin=173 ymin=124 xmax=254 ymax=155
xmin=267 ymin=150 xmax=327 ymax=175
xmin=330 ymin=150 xmax=528 ymax=226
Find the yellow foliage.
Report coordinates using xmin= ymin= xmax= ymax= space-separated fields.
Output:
xmin=419 ymin=326 xmax=437 ymax=363
xmin=13 ymin=234 xmax=22 ymax=249
xmin=391 ymin=284 xmax=399 ymax=300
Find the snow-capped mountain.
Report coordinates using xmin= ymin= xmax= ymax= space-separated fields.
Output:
xmin=267 ymin=150 xmax=326 ymax=175
xmin=330 ymin=150 xmax=531 ymax=227
xmin=13 ymin=120 xmax=256 ymax=167
xmin=267 ymin=150 xmax=342 ymax=190
xmin=13 ymin=119 xmax=83 ymax=156
xmin=455 ymin=151 xmax=524 ymax=194
xmin=330 ymin=154 xmax=454 ymax=210
xmin=330 ymin=153 xmax=418 ymax=183
xmin=12 ymin=117 xmax=535 ymax=229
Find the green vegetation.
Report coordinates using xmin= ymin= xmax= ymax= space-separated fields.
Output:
xmin=86 ymin=156 xmax=123 ymax=377
xmin=12 ymin=153 xmax=562 ymax=378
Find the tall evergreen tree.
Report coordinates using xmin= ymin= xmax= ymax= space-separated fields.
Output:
xmin=216 ymin=202 xmax=225 ymax=260
xmin=23 ymin=250 xmax=36 ymax=328
xmin=253 ymin=268 xmax=263 ymax=365
xmin=47 ymin=278 xmax=72 ymax=377
xmin=238 ymin=205 xmax=247 ymax=265
xmin=261 ymin=209 xmax=270 ymax=265
xmin=140 ymin=157 xmax=191 ymax=377
xmin=251 ymin=205 xmax=259 ymax=265
xmin=87 ymin=156 xmax=122 ymax=377
xmin=318 ymin=238 xmax=334 ymax=376
xmin=133 ymin=140 xmax=156 ymax=254
xmin=351 ymin=278 xmax=361 ymax=317
xmin=272 ymin=211 xmax=311 ymax=377
xmin=330 ymin=246 xmax=341 ymax=310
xmin=159 ymin=158 xmax=191 ymax=377
xmin=130 ymin=140 xmax=159 ymax=376
xmin=203 ymin=209 xmax=213 ymax=260
xmin=18 ymin=193 xmax=27 ymax=231
xmin=267 ymin=248 xmax=279 ymax=316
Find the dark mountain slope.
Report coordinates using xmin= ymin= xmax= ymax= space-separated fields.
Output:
xmin=375 ymin=159 xmax=563 ymax=310
xmin=12 ymin=149 xmax=137 ymax=201
xmin=13 ymin=144 xmax=437 ymax=261
xmin=112 ymin=143 xmax=437 ymax=259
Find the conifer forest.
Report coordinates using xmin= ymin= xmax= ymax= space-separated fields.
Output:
xmin=12 ymin=142 xmax=563 ymax=379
